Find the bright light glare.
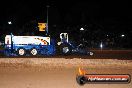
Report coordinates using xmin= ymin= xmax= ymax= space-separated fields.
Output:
xmin=121 ymin=34 xmax=125 ymax=37
xmin=8 ymin=21 xmax=12 ymax=24
xmin=100 ymin=42 xmax=103 ymax=48
xmin=80 ymin=28 xmax=84 ymax=31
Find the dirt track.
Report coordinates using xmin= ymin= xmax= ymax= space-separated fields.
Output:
xmin=0 ymin=58 xmax=132 ymax=88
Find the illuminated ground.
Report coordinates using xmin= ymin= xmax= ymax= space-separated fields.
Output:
xmin=0 ymin=58 xmax=132 ymax=88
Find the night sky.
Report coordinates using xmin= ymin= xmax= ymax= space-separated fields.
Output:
xmin=0 ymin=0 xmax=129 ymax=29
xmin=0 ymin=0 xmax=130 ymax=35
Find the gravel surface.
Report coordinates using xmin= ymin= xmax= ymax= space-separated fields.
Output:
xmin=0 ymin=58 xmax=132 ymax=88
xmin=0 ymin=58 xmax=132 ymax=69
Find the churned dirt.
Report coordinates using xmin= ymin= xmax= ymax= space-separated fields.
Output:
xmin=0 ymin=58 xmax=132 ymax=88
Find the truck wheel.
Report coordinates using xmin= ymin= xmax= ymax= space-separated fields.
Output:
xmin=17 ymin=47 xmax=26 ymax=56
xmin=30 ymin=48 xmax=38 ymax=56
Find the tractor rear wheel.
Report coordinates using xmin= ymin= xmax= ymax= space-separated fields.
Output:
xmin=59 ymin=44 xmax=71 ymax=55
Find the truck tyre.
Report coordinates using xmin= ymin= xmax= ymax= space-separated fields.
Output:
xmin=30 ymin=48 xmax=38 ymax=56
xmin=17 ymin=47 xmax=26 ymax=56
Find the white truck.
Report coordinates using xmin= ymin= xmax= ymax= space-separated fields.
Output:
xmin=4 ymin=34 xmax=55 ymax=56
